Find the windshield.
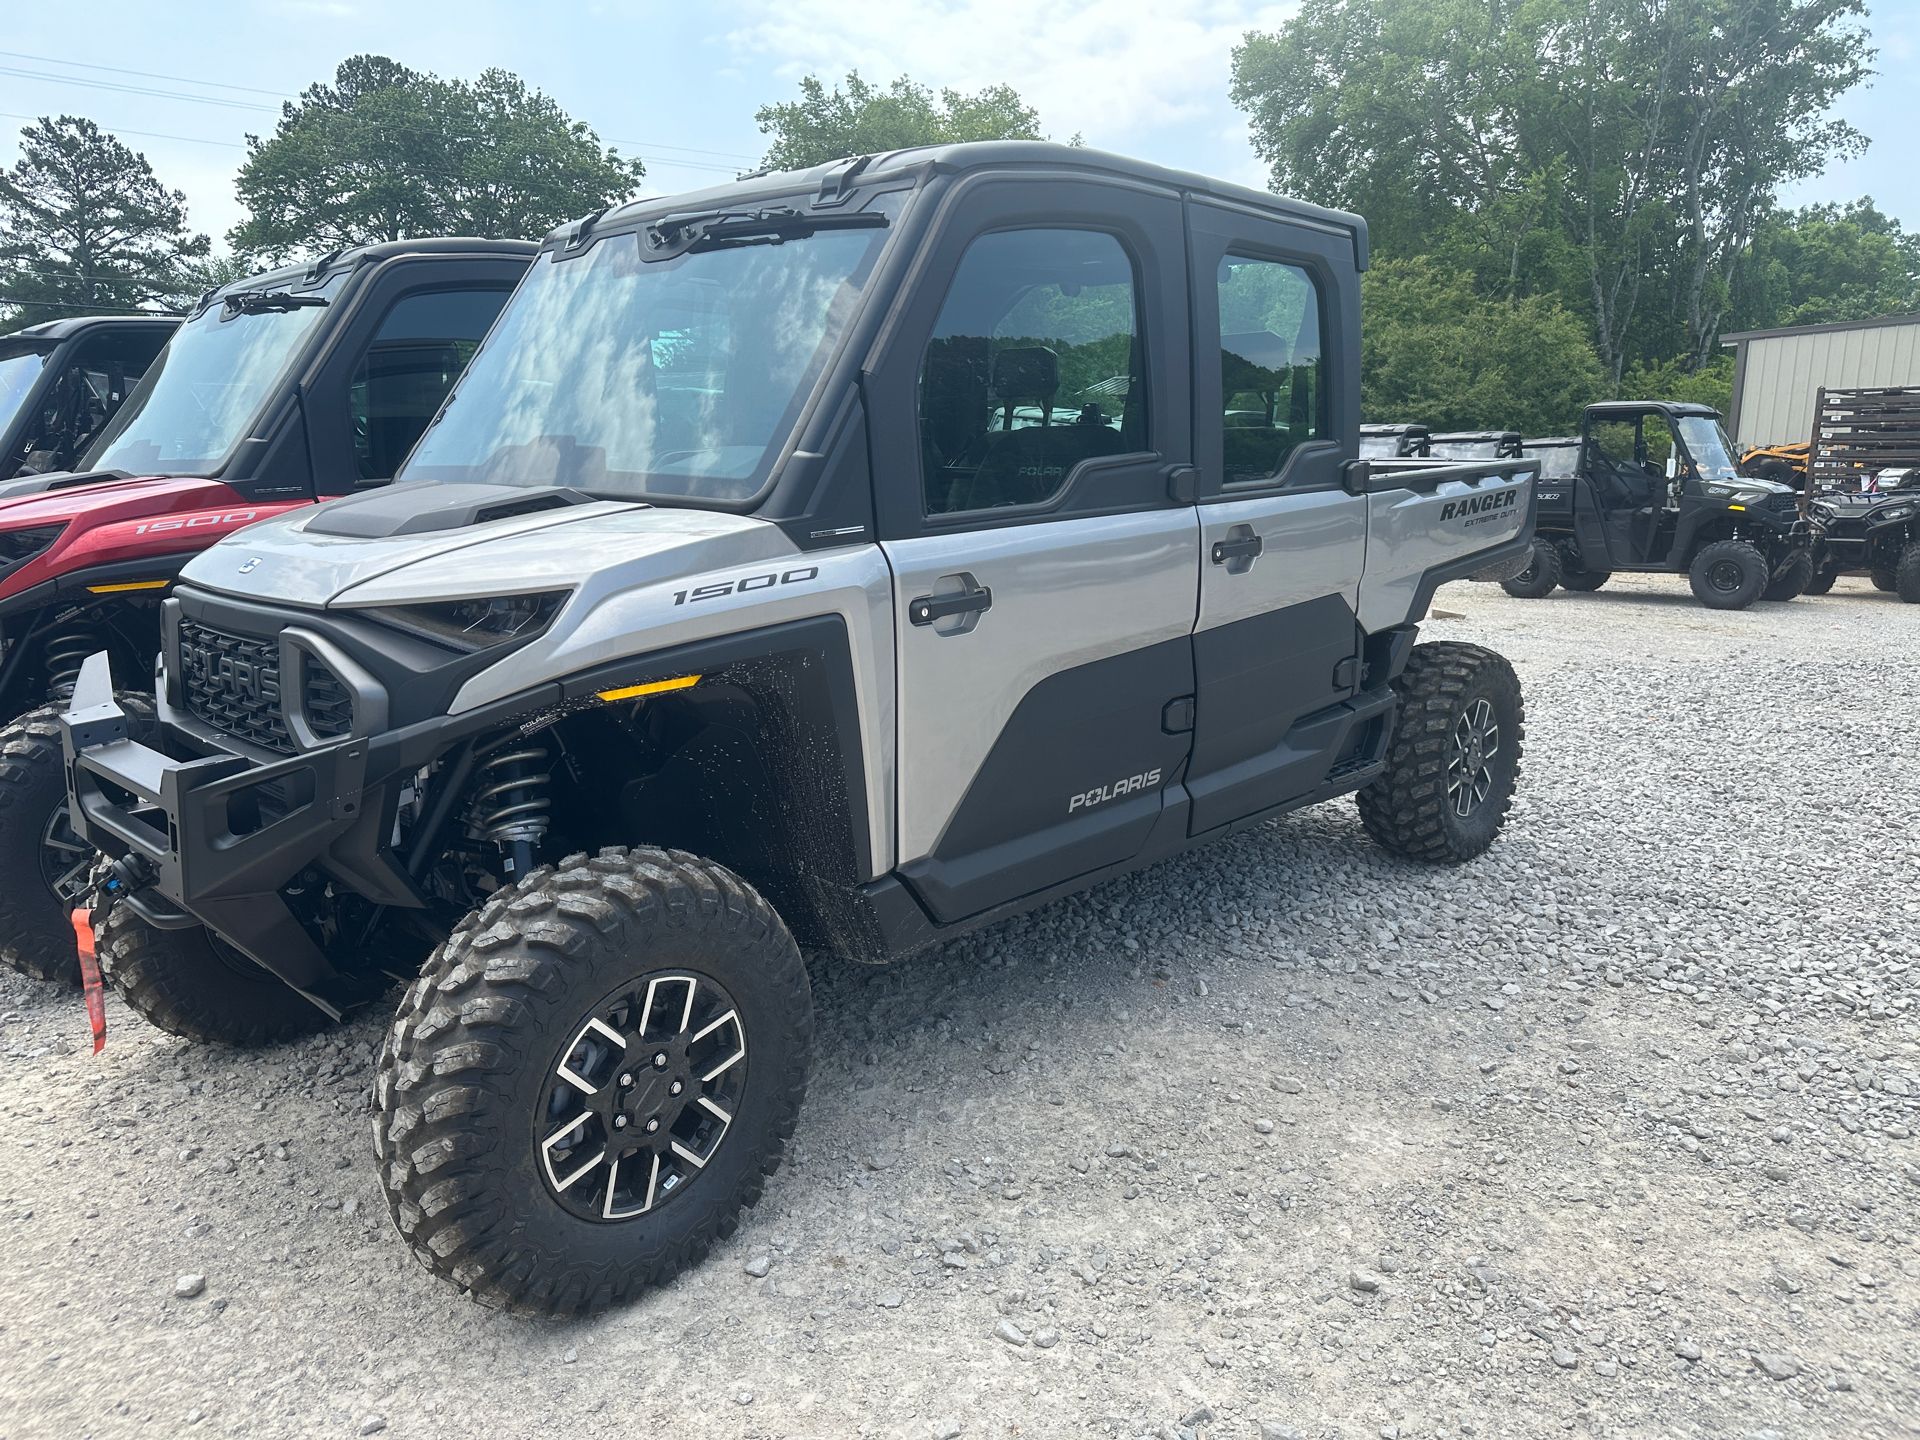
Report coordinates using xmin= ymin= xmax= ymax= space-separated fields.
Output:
xmin=1358 ymin=433 xmax=1401 ymax=459
xmin=0 ymin=346 xmax=50 ymax=435
xmin=82 ymin=275 xmax=341 ymax=476
xmin=402 ymin=194 xmax=902 ymax=502
xmin=1675 ymin=415 xmax=1738 ymax=483
xmin=1523 ymin=443 xmax=1579 ymax=479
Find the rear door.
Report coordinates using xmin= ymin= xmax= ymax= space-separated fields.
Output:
xmin=870 ymin=175 xmax=1200 ymax=924
xmin=1184 ymin=199 xmax=1367 ymax=834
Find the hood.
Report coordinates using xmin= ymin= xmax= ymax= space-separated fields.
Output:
xmin=179 ymin=482 xmax=791 ymax=609
xmin=0 ymin=473 xmax=231 ymax=530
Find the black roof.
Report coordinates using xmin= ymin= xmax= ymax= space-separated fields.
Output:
xmin=213 ymin=236 xmax=540 ymax=302
xmin=2 ymin=314 xmax=179 ymax=343
xmin=1585 ymin=400 xmax=1722 ymax=419
xmin=568 ymin=141 xmax=1370 ymax=268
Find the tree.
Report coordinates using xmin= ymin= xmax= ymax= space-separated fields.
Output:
xmin=1362 ymin=256 xmax=1604 ymax=433
xmin=1732 ymin=198 xmax=1920 ymax=329
xmin=230 ymin=55 xmax=645 ymax=262
xmin=1230 ymin=0 xmax=1874 ymax=383
xmin=0 ymin=116 xmax=209 ymax=332
xmin=755 ymin=71 xmax=1044 ymax=171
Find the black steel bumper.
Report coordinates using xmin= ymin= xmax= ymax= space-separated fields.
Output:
xmin=60 ymin=652 xmax=375 ymax=1013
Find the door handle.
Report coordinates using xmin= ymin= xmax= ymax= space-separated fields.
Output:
xmin=1210 ymin=525 xmax=1264 ymax=569
xmin=910 ymin=582 xmax=993 ymax=627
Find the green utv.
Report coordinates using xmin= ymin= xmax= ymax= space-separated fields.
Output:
xmin=61 ymin=144 xmax=1539 ymax=1314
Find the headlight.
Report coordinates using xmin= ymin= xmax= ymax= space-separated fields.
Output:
xmin=1873 ymin=503 xmax=1915 ymax=523
xmin=0 ymin=523 xmax=67 ymax=578
xmin=370 ymin=590 xmax=569 ymax=651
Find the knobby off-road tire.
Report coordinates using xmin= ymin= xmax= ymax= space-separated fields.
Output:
xmin=0 ymin=692 xmax=153 ymax=985
xmin=1688 ymin=539 xmax=1769 ymax=610
xmin=98 ymin=894 xmax=334 ymax=1046
xmin=1498 ymin=538 xmax=1562 ymax=599
xmin=1762 ymin=551 xmax=1814 ymax=602
xmin=1803 ymin=568 xmax=1839 ymax=596
xmin=1896 ymin=543 xmax=1920 ymax=604
xmin=1870 ymin=567 xmax=1897 ymax=592
xmin=1358 ymin=641 xmax=1524 ymax=864
xmin=374 ymin=846 xmax=813 ymax=1316
xmin=1558 ymin=568 xmax=1612 ymax=593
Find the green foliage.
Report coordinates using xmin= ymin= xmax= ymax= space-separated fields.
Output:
xmin=0 ymin=116 xmax=210 ymax=333
xmin=231 ymin=56 xmax=645 ymax=262
xmin=1618 ymin=353 xmax=1735 ymax=415
xmin=755 ymin=71 xmax=1043 ymax=171
xmin=1230 ymin=0 xmax=1876 ymax=380
xmin=1734 ymin=198 xmax=1920 ymax=328
xmin=1361 ymin=257 xmax=1603 ymax=433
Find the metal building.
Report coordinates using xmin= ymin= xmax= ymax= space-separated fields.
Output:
xmin=1722 ymin=313 xmax=1920 ymax=449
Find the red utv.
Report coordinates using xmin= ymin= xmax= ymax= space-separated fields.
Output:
xmin=0 ymin=237 xmax=535 ymax=981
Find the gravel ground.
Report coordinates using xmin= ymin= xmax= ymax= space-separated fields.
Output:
xmin=2 ymin=572 xmax=1917 ymax=1440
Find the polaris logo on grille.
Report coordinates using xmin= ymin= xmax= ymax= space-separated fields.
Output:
xmin=1068 ymin=768 xmax=1163 ymax=814
xmin=179 ymin=642 xmax=279 ymax=706
xmin=1439 ymin=490 xmax=1518 ymax=522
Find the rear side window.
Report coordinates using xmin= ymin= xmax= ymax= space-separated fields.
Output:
xmin=918 ymin=228 xmax=1145 ymax=517
xmin=349 ymin=288 xmax=508 ymax=481
xmin=1216 ymin=256 xmax=1326 ymax=486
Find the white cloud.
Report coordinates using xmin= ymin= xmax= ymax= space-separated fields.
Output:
xmin=726 ymin=0 xmax=1297 ymax=148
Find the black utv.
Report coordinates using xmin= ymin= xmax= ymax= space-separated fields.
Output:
xmin=0 ymin=316 xmax=177 ymax=479
xmin=1500 ymin=401 xmax=1817 ymax=609
xmin=1806 ymin=470 xmax=1920 ymax=599
xmin=1359 ymin=422 xmax=1432 ymax=459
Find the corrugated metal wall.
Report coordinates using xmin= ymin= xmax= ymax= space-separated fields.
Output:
xmin=1732 ymin=320 xmax=1920 ymax=448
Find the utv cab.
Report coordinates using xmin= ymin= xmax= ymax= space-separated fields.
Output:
xmin=1430 ymin=430 xmax=1522 ymax=461
xmin=0 ymin=316 xmax=176 ymax=480
xmin=1520 ymin=436 xmax=1580 ymax=481
xmin=1359 ymin=422 xmax=1432 ymax=459
xmin=1501 ymin=401 xmax=1816 ymax=609
xmin=0 ymin=237 xmax=533 ymax=984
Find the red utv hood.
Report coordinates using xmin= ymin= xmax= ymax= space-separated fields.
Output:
xmin=0 ymin=474 xmax=311 ymax=607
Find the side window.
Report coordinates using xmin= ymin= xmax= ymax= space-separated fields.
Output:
xmin=1216 ymin=255 xmax=1326 ymax=486
xmin=918 ymin=228 xmax=1144 ymax=517
xmin=349 ymin=288 xmax=509 ymax=482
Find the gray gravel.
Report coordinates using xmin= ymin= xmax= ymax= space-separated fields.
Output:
xmin=2 ymin=572 xmax=1916 ymax=1439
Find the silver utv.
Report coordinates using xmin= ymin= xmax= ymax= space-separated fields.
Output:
xmin=61 ymin=142 xmax=1535 ymax=1314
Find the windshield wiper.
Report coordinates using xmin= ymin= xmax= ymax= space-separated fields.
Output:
xmin=221 ymin=290 xmax=330 ymax=318
xmin=642 ymin=206 xmax=888 ymax=261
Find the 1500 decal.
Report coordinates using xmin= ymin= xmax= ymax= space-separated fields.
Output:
xmin=132 ymin=510 xmax=259 ymax=536
xmin=672 ymin=566 xmax=819 ymax=606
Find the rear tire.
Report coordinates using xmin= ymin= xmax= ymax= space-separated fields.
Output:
xmin=1358 ymin=641 xmax=1524 ymax=864
xmin=98 ymin=901 xmax=333 ymax=1046
xmin=1897 ymin=542 xmax=1920 ymax=604
xmin=1762 ymin=551 xmax=1814 ymax=602
xmin=1688 ymin=539 xmax=1768 ymax=610
xmin=1558 ymin=569 xmax=1611 ymax=593
xmin=1870 ymin=567 xmax=1897 ymax=592
xmin=1803 ymin=568 xmax=1838 ymax=596
xmin=374 ymin=846 xmax=812 ymax=1316
xmin=0 ymin=693 xmax=153 ymax=986
xmin=1499 ymin=539 xmax=1562 ymax=599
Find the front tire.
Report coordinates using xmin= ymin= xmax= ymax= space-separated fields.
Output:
xmin=98 ymin=900 xmax=333 ymax=1046
xmin=1897 ymin=543 xmax=1920 ymax=603
xmin=374 ymin=847 xmax=812 ymax=1316
xmin=1358 ymin=641 xmax=1524 ymax=864
xmin=1803 ymin=567 xmax=1838 ymax=596
xmin=0 ymin=693 xmax=152 ymax=986
xmin=1688 ymin=539 xmax=1768 ymax=610
xmin=1870 ymin=567 xmax=1897 ymax=592
xmin=1559 ymin=568 xmax=1611 ymax=593
xmin=1499 ymin=539 xmax=1562 ymax=599
xmin=1762 ymin=551 xmax=1814 ymax=602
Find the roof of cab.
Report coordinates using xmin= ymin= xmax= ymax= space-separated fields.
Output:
xmin=2 ymin=314 xmax=180 ymax=343
xmin=211 ymin=236 xmax=540 ymax=301
xmin=1585 ymin=400 xmax=1723 ymax=419
xmin=564 ymin=141 xmax=1370 ymax=268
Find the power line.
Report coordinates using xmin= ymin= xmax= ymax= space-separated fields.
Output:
xmin=0 ymin=66 xmax=275 ymax=113
xmin=0 ymin=293 xmax=179 ymax=315
xmin=0 ymin=109 xmax=244 ymax=149
xmin=0 ymin=50 xmax=292 ymax=98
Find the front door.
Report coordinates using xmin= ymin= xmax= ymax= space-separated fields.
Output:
xmin=1184 ymin=199 xmax=1368 ymax=834
xmin=1577 ymin=410 xmax=1678 ymax=565
xmin=870 ymin=177 xmax=1200 ymax=924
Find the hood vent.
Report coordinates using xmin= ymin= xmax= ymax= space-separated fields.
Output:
xmin=303 ymin=482 xmax=609 ymax=539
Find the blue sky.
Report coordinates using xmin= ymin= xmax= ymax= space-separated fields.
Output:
xmin=1 ymin=0 xmax=1915 ymax=250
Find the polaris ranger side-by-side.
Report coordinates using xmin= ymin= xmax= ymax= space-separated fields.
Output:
xmin=62 ymin=143 xmax=1537 ymax=1315
xmin=1359 ymin=422 xmax=1431 ymax=458
xmin=0 ymin=316 xmax=177 ymax=479
xmin=0 ymin=238 xmax=534 ymax=981
xmin=1500 ymin=401 xmax=1817 ymax=608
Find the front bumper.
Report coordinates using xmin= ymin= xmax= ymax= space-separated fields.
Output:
xmin=60 ymin=652 xmax=375 ymax=1011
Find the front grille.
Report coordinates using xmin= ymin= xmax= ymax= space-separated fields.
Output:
xmin=176 ymin=619 xmax=293 ymax=753
xmin=304 ymin=667 xmax=354 ymax=740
